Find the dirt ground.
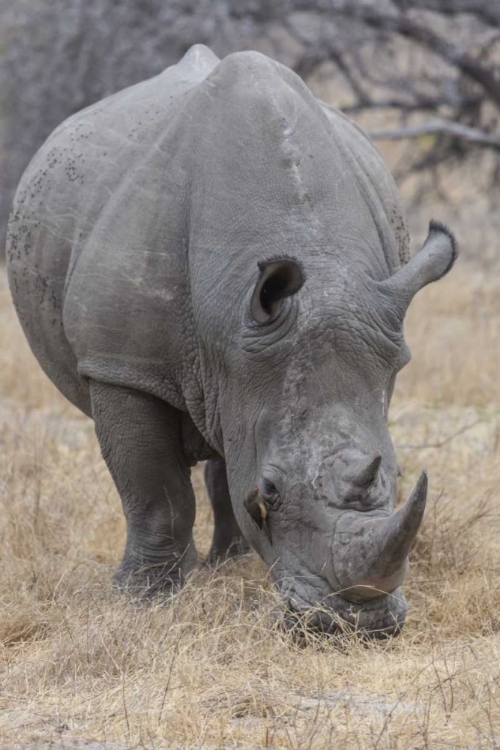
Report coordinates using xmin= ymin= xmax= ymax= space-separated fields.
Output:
xmin=1 ymin=240 xmax=500 ymax=748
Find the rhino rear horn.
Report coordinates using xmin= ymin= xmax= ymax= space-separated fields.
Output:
xmin=379 ymin=221 xmax=458 ymax=322
xmin=343 ymin=452 xmax=382 ymax=487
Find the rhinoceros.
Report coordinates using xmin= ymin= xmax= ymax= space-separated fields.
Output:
xmin=7 ymin=45 xmax=457 ymax=637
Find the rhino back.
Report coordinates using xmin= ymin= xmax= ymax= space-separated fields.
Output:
xmin=7 ymin=45 xmax=409 ymax=453
xmin=6 ymin=44 xmax=220 ymax=415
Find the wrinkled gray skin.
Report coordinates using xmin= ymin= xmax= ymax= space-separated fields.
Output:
xmin=7 ymin=46 xmax=457 ymax=637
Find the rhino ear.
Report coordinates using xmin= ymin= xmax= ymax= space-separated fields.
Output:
xmin=379 ymin=221 xmax=458 ymax=324
xmin=250 ymin=258 xmax=305 ymax=324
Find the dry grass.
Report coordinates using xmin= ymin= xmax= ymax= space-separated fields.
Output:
xmin=1 ymin=258 xmax=500 ymax=750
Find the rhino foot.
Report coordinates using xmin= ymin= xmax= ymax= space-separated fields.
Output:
xmin=205 ymin=535 xmax=251 ymax=568
xmin=89 ymin=381 xmax=199 ymax=600
xmin=112 ymin=560 xmax=186 ymax=599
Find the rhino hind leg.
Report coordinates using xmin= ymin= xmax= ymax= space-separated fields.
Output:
xmin=204 ymin=459 xmax=250 ymax=565
xmin=89 ymin=381 xmax=198 ymax=597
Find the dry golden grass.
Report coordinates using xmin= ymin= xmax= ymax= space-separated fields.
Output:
xmin=1 ymin=260 xmax=499 ymax=750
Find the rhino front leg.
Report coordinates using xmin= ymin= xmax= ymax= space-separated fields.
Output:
xmin=204 ymin=459 xmax=249 ymax=565
xmin=90 ymin=381 xmax=197 ymax=596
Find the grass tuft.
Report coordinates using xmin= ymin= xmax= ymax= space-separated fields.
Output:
xmin=1 ymin=263 xmax=499 ymax=748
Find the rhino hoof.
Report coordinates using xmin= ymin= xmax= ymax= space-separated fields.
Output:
xmin=112 ymin=563 xmax=184 ymax=600
xmin=204 ymin=536 xmax=251 ymax=568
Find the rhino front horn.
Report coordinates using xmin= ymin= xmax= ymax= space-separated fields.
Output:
xmin=336 ymin=470 xmax=428 ymax=602
xmin=372 ymin=469 xmax=428 ymax=581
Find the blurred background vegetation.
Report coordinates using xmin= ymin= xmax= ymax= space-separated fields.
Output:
xmin=1 ymin=0 xmax=499 ymax=262
xmin=1 ymin=7 xmax=500 ymax=744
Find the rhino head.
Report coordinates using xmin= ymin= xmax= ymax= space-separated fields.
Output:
xmin=221 ymin=221 xmax=456 ymax=638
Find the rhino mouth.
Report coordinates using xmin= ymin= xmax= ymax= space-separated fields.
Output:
xmin=268 ymin=470 xmax=428 ymax=638
xmin=275 ymin=574 xmax=407 ymax=639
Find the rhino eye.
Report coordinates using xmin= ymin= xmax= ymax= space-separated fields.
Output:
xmin=262 ymin=478 xmax=278 ymax=498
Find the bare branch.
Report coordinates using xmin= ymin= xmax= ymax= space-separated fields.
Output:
xmin=393 ymin=0 xmax=500 ymax=27
xmin=321 ymin=4 xmax=500 ymax=107
xmin=396 ymin=419 xmax=485 ymax=450
xmin=2 ymin=0 xmax=500 ymax=247
xmin=343 ymin=93 xmax=482 ymax=114
xmin=369 ymin=118 xmax=500 ymax=149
